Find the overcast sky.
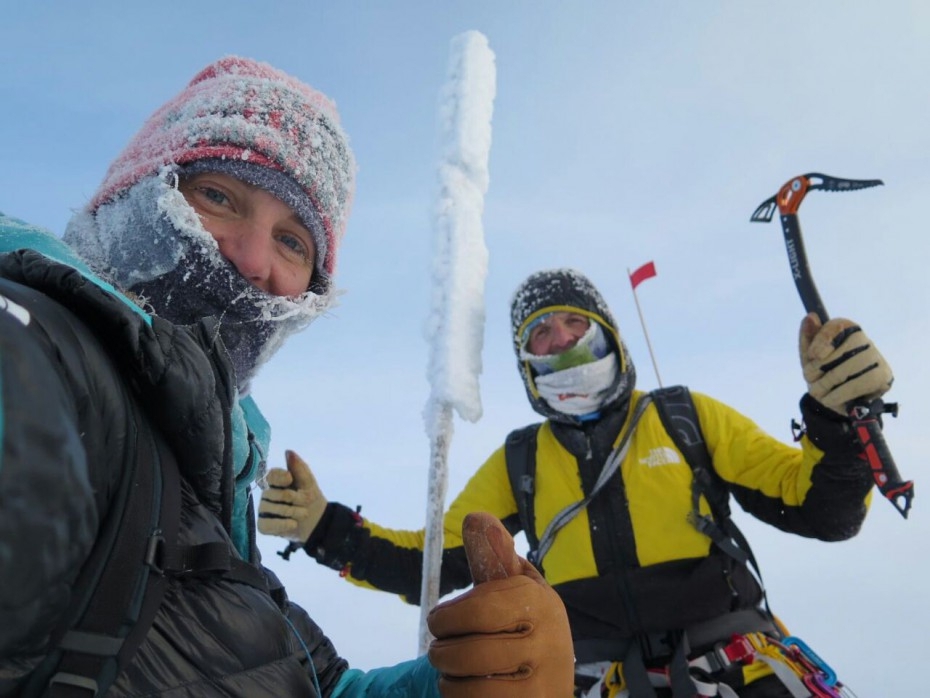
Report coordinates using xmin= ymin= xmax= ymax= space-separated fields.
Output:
xmin=2 ymin=3 xmax=927 ymax=695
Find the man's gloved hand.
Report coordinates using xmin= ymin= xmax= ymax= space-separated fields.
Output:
xmin=800 ymin=312 xmax=894 ymax=415
xmin=427 ymin=512 xmax=574 ymax=698
xmin=257 ymin=450 xmax=327 ymax=543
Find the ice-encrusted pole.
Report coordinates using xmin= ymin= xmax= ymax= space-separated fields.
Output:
xmin=418 ymin=30 xmax=496 ymax=655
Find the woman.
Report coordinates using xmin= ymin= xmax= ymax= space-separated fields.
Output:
xmin=0 ymin=55 xmax=571 ymax=697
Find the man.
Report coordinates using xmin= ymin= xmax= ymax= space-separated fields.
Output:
xmin=0 ymin=57 xmax=572 ymax=697
xmin=260 ymin=267 xmax=893 ymax=697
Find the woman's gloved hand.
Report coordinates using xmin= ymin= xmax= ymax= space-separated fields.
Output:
xmin=257 ymin=450 xmax=327 ymax=543
xmin=427 ymin=512 xmax=574 ymax=697
xmin=800 ymin=312 xmax=893 ymax=415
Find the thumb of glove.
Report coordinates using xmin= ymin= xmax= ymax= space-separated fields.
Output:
xmin=463 ymin=509 xmax=525 ymax=582
xmin=798 ymin=312 xmax=822 ymax=362
xmin=257 ymin=450 xmax=327 ymax=543
xmin=427 ymin=512 xmax=574 ymax=698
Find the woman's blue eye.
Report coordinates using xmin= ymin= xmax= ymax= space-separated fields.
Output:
xmin=279 ymin=234 xmax=313 ymax=264
xmin=202 ymin=187 xmax=228 ymax=205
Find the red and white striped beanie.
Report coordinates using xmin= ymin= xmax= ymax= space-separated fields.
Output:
xmin=87 ymin=55 xmax=356 ymax=290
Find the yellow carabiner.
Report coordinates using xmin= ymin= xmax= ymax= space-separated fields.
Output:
xmin=604 ymin=662 xmax=627 ymax=698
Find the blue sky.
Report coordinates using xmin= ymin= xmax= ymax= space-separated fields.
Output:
xmin=2 ymin=3 xmax=927 ymax=694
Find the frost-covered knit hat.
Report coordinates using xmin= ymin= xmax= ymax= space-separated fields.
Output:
xmin=510 ymin=268 xmax=636 ymax=422
xmin=88 ymin=55 xmax=355 ymax=292
xmin=64 ymin=56 xmax=356 ymax=392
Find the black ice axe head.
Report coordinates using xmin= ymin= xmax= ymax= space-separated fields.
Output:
xmin=749 ymin=173 xmax=883 ymax=323
xmin=750 ymin=173 xmax=913 ymax=519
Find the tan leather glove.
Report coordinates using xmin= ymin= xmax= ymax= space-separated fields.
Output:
xmin=427 ymin=512 xmax=575 ymax=698
xmin=257 ymin=450 xmax=327 ymax=543
xmin=800 ymin=312 xmax=894 ymax=415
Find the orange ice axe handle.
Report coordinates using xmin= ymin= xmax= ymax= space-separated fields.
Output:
xmin=751 ymin=173 xmax=914 ymax=519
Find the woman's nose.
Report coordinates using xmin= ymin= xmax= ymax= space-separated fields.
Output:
xmin=216 ymin=223 xmax=274 ymax=292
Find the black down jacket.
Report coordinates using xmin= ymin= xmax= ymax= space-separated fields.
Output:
xmin=0 ymin=249 xmax=347 ymax=697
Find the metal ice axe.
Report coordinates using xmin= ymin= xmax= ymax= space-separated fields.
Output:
xmin=751 ymin=173 xmax=914 ymax=518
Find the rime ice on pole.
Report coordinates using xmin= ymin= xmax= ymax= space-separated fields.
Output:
xmin=419 ymin=30 xmax=496 ymax=653
xmin=424 ymin=29 xmax=496 ymax=431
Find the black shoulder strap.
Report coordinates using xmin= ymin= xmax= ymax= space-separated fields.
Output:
xmin=504 ymin=424 xmax=542 ymax=556
xmin=21 ymin=425 xmax=180 ymax=698
xmin=25 ymin=433 xmax=271 ymax=697
xmin=650 ymin=386 xmax=731 ymax=521
xmin=650 ymin=386 xmax=770 ymax=600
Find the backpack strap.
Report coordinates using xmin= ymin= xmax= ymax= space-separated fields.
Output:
xmin=534 ymin=396 xmax=653 ymax=569
xmin=628 ymin=386 xmax=776 ymax=698
xmin=21 ymin=424 xmax=180 ymax=698
xmin=650 ymin=386 xmax=771 ymax=611
xmin=24 ymin=431 xmax=268 ymax=698
xmin=504 ymin=424 xmax=542 ymax=557
xmin=504 ymin=395 xmax=655 ymax=571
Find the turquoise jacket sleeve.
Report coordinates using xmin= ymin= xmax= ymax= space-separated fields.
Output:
xmin=332 ymin=656 xmax=440 ymax=698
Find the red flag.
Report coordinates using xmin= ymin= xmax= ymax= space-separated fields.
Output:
xmin=629 ymin=261 xmax=657 ymax=290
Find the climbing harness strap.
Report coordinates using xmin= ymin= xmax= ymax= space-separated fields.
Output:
xmin=579 ymin=632 xmax=851 ymax=698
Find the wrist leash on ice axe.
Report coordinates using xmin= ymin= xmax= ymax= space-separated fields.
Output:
xmin=750 ymin=172 xmax=914 ymax=519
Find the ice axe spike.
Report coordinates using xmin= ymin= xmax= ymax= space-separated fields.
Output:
xmin=751 ymin=173 xmax=914 ymax=519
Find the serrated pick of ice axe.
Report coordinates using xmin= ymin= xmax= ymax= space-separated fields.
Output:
xmin=751 ymin=173 xmax=914 ymax=519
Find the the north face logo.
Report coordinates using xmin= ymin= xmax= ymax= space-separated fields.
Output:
xmin=640 ymin=447 xmax=681 ymax=467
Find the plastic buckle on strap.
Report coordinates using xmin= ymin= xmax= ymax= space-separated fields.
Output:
xmin=720 ymin=634 xmax=754 ymax=666
xmin=691 ymin=513 xmax=715 ymax=536
xmin=700 ymin=634 xmax=755 ymax=674
xmin=49 ymin=672 xmax=99 ymax=695
xmin=639 ymin=630 xmax=680 ymax=660
xmin=145 ymin=531 xmax=165 ymax=575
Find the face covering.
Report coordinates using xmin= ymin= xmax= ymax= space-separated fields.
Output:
xmin=533 ymin=353 xmax=619 ymax=416
xmin=519 ymin=321 xmax=619 ymax=417
xmin=520 ymin=320 xmax=610 ymax=375
xmin=63 ymin=168 xmax=335 ymax=392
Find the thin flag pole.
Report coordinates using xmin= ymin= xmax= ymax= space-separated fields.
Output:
xmin=628 ymin=262 xmax=663 ymax=388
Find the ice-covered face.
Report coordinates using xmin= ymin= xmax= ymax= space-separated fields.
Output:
xmin=178 ymin=172 xmax=317 ymax=297
xmin=526 ymin=311 xmax=591 ymax=356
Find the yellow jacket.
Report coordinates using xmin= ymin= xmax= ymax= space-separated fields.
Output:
xmin=311 ymin=388 xmax=871 ymax=651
